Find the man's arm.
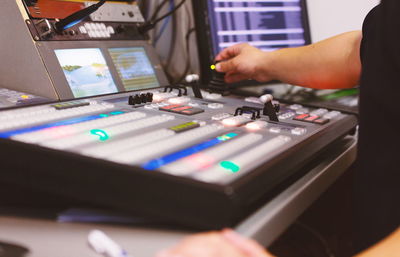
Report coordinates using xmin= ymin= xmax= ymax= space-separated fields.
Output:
xmin=355 ymin=228 xmax=400 ymax=257
xmin=216 ymin=31 xmax=362 ymax=90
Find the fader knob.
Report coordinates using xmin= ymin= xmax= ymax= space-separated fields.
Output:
xmin=140 ymin=94 xmax=147 ymax=103
xmin=259 ymin=94 xmax=279 ymax=122
xmin=146 ymin=93 xmax=153 ymax=102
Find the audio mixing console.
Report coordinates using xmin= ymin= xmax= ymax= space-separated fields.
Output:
xmin=0 ymin=88 xmax=357 ymax=228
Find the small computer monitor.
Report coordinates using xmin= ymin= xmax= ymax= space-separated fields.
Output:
xmin=193 ymin=0 xmax=312 ymax=87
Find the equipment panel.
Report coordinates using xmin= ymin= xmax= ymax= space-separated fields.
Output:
xmin=0 ymin=89 xmax=357 ymax=228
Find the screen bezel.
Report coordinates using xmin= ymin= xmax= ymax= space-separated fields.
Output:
xmin=192 ymin=0 xmax=312 ymax=88
xmin=36 ymin=40 xmax=169 ymax=100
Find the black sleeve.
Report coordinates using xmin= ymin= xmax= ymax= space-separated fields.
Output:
xmin=355 ymin=0 xmax=400 ymax=253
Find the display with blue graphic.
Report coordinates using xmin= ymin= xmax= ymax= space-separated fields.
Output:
xmin=55 ymin=48 xmax=118 ymax=98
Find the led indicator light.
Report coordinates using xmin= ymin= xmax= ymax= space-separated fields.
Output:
xmin=90 ymin=129 xmax=109 ymax=141
xmin=110 ymin=111 xmax=124 ymax=115
xmin=220 ymin=161 xmax=240 ymax=173
xmin=210 ymin=64 xmax=216 ymax=70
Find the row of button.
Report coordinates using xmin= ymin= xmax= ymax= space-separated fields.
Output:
xmin=41 ymin=115 xmax=175 ymax=150
xmin=79 ymin=22 xmax=115 ymax=38
xmin=195 ymin=135 xmax=292 ymax=183
xmin=111 ymin=125 xmax=223 ymax=165
xmin=0 ymin=102 xmax=113 ymax=131
xmin=161 ymin=133 xmax=263 ymax=176
xmin=82 ymin=129 xmax=176 ymax=159
xmin=12 ymin=111 xmax=146 ymax=144
xmin=294 ymin=114 xmax=330 ymax=125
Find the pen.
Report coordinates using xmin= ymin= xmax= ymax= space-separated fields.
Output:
xmin=88 ymin=230 xmax=133 ymax=257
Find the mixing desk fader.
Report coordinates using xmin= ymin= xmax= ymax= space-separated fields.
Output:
xmin=0 ymin=89 xmax=357 ymax=228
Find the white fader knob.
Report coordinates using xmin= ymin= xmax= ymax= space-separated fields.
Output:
xmin=259 ymin=94 xmax=274 ymax=104
xmin=259 ymin=94 xmax=279 ymax=122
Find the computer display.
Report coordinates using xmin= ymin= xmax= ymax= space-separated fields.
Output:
xmin=193 ymin=0 xmax=311 ymax=85
xmin=208 ymin=0 xmax=310 ymax=54
xmin=54 ymin=48 xmax=118 ymax=98
xmin=108 ymin=47 xmax=160 ymax=91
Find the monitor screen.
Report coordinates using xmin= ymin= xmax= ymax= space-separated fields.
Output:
xmin=108 ymin=47 xmax=160 ymax=91
xmin=193 ymin=0 xmax=311 ymax=86
xmin=54 ymin=48 xmax=119 ymax=98
xmin=208 ymin=0 xmax=310 ymax=55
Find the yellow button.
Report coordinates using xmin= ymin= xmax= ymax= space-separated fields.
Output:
xmin=20 ymin=95 xmax=30 ymax=99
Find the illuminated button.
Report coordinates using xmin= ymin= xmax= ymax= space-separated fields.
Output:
xmin=79 ymin=26 xmax=87 ymax=34
xmin=210 ymin=64 xmax=216 ymax=70
xmin=293 ymin=114 xmax=309 ymax=121
xmin=269 ymin=127 xmax=281 ymax=133
xmin=304 ymin=116 xmax=320 ymax=122
xmin=171 ymin=106 xmax=192 ymax=112
xmin=296 ymin=108 xmax=310 ymax=115
xmin=310 ymin=108 xmax=329 ymax=116
xmin=289 ymin=104 xmax=303 ymax=110
xmin=169 ymin=122 xmax=200 ymax=133
xmin=220 ymin=161 xmax=240 ymax=173
xmin=291 ymin=127 xmax=307 ymax=136
xmin=181 ymin=108 xmax=205 ymax=115
xmin=279 ymin=112 xmax=295 ymax=120
xmin=245 ymin=121 xmax=268 ymax=131
xmin=222 ymin=116 xmax=251 ymax=127
xmin=168 ymin=97 xmax=191 ymax=105
xmin=188 ymin=102 xmax=200 ymax=107
xmin=20 ymin=95 xmax=30 ymax=99
xmin=90 ymin=129 xmax=109 ymax=141
xmin=159 ymin=104 xmax=182 ymax=111
xmin=212 ymin=113 xmax=231 ymax=121
xmin=195 ymin=135 xmax=292 ymax=183
xmin=208 ymin=103 xmax=224 ymax=109
xmin=107 ymin=26 xmax=115 ymax=34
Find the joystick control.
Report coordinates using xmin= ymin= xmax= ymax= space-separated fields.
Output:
xmin=259 ymin=94 xmax=279 ymax=122
xmin=208 ymin=62 xmax=230 ymax=95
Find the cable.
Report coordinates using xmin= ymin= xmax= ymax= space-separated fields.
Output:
xmin=54 ymin=0 xmax=106 ymax=31
xmin=154 ymin=0 xmax=174 ymax=44
xmin=151 ymin=0 xmax=170 ymax=21
xmin=138 ymin=0 xmax=187 ymax=34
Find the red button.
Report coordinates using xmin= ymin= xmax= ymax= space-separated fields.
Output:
xmin=294 ymin=114 xmax=309 ymax=121
xmin=313 ymin=118 xmax=330 ymax=125
xmin=305 ymin=116 xmax=320 ymax=122
xmin=161 ymin=104 xmax=182 ymax=110
xmin=172 ymin=106 xmax=192 ymax=112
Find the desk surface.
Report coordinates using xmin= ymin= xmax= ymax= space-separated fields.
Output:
xmin=0 ymin=137 xmax=357 ymax=257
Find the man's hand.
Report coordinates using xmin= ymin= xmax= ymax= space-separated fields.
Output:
xmin=215 ymin=43 xmax=274 ymax=83
xmin=155 ymin=229 xmax=275 ymax=257
xmin=214 ymin=31 xmax=362 ymax=89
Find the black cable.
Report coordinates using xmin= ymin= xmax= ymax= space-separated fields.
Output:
xmin=151 ymin=0 xmax=170 ymax=21
xmin=138 ymin=0 xmax=186 ymax=34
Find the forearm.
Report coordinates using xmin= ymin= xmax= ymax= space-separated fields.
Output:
xmin=355 ymin=228 xmax=400 ymax=257
xmin=266 ymin=31 xmax=362 ymax=89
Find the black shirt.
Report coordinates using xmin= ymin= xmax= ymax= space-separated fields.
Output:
xmin=356 ymin=0 xmax=400 ymax=251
